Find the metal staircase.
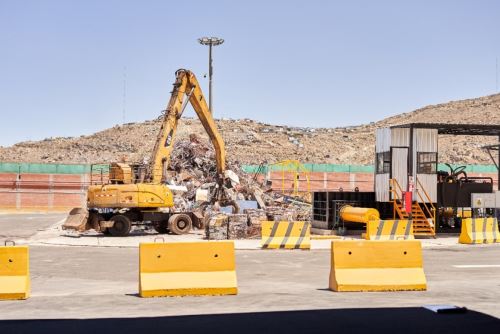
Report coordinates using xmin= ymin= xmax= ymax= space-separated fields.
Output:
xmin=389 ymin=178 xmax=436 ymax=237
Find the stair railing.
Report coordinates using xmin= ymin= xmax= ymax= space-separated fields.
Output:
xmin=415 ymin=177 xmax=436 ymax=230
xmin=389 ymin=178 xmax=406 ymax=219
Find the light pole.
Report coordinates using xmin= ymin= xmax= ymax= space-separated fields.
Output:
xmin=198 ymin=36 xmax=224 ymax=114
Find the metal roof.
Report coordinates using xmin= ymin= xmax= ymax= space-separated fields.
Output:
xmin=390 ymin=123 xmax=500 ymax=136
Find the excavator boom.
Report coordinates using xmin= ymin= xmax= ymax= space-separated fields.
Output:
xmin=149 ymin=69 xmax=225 ymax=183
xmin=63 ymin=69 xmax=235 ymax=236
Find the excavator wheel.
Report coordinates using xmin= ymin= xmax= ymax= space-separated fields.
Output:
xmin=168 ymin=214 xmax=192 ymax=235
xmin=109 ymin=214 xmax=132 ymax=236
xmin=154 ymin=221 xmax=169 ymax=234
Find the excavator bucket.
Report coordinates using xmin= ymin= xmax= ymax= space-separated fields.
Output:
xmin=62 ymin=208 xmax=89 ymax=232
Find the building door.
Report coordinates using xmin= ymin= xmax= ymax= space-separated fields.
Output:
xmin=391 ymin=147 xmax=408 ymax=200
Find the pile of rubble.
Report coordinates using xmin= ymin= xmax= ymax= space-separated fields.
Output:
xmin=3 ymin=93 xmax=500 ymax=166
xmin=163 ymin=134 xmax=312 ymax=239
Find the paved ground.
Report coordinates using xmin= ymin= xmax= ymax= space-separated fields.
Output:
xmin=0 ymin=242 xmax=499 ymax=320
xmin=10 ymin=212 xmax=468 ymax=249
xmin=0 ymin=213 xmax=67 ymax=239
xmin=1 ymin=213 xmax=499 ymax=324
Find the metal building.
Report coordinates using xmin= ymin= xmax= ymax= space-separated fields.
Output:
xmin=375 ymin=125 xmax=438 ymax=203
xmin=313 ymin=123 xmax=500 ymax=237
xmin=375 ymin=123 xmax=500 ymax=204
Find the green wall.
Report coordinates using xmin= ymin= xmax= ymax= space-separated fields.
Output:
xmin=0 ymin=162 xmax=497 ymax=175
xmin=0 ymin=162 xmax=109 ymax=174
xmin=242 ymin=163 xmax=498 ymax=174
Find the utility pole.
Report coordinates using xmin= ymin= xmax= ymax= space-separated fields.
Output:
xmin=198 ymin=37 xmax=224 ymax=114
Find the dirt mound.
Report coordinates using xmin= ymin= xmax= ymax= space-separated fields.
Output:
xmin=1 ymin=93 xmax=500 ymax=165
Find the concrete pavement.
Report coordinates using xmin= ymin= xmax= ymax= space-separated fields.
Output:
xmin=0 ymin=244 xmax=499 ymax=319
xmin=0 ymin=213 xmax=499 ymax=321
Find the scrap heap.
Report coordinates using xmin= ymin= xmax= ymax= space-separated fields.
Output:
xmin=163 ymin=134 xmax=312 ymax=239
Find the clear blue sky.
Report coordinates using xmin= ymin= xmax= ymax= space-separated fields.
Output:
xmin=1 ymin=0 xmax=499 ymax=146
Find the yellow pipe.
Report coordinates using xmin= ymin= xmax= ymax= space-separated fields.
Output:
xmin=340 ymin=205 xmax=380 ymax=224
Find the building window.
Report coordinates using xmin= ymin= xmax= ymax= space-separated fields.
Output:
xmin=417 ymin=152 xmax=437 ymax=174
xmin=376 ymin=152 xmax=391 ymax=174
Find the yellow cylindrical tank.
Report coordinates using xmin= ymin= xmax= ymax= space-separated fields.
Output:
xmin=340 ymin=205 xmax=380 ymax=224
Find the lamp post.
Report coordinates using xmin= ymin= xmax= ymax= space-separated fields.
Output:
xmin=198 ymin=36 xmax=224 ymax=114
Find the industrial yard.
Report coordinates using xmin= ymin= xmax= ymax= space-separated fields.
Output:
xmin=1 ymin=1 xmax=500 ymax=333
xmin=0 ymin=213 xmax=499 ymax=334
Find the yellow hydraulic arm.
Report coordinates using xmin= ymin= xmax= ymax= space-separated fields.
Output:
xmin=148 ymin=69 xmax=226 ymax=183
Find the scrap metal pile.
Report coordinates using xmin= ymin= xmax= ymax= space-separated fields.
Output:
xmin=165 ymin=134 xmax=312 ymax=239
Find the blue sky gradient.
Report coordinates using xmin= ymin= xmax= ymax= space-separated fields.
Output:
xmin=1 ymin=0 xmax=499 ymax=146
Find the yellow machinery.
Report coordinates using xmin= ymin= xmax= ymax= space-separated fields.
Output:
xmin=63 ymin=69 xmax=236 ymax=236
xmin=267 ymin=160 xmax=311 ymax=201
xmin=339 ymin=205 xmax=379 ymax=224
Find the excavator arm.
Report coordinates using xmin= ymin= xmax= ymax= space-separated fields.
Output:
xmin=149 ymin=69 xmax=226 ymax=184
xmin=62 ymin=69 xmax=235 ymax=234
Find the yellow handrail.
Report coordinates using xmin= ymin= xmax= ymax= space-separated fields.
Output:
xmin=390 ymin=178 xmax=436 ymax=235
xmin=389 ymin=178 xmax=404 ymax=201
xmin=415 ymin=177 xmax=432 ymax=204
xmin=415 ymin=177 xmax=436 ymax=228
xmin=389 ymin=178 xmax=407 ymax=219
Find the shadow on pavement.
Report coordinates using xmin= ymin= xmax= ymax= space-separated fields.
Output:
xmin=1 ymin=307 xmax=498 ymax=334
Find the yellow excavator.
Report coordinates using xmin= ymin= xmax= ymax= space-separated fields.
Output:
xmin=63 ymin=69 xmax=237 ymax=236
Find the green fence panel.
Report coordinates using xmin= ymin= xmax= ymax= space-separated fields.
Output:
xmin=242 ymin=163 xmax=375 ymax=174
xmin=437 ymin=164 xmax=497 ymax=173
xmin=243 ymin=163 xmax=496 ymax=175
xmin=0 ymin=162 xmax=496 ymax=175
xmin=0 ymin=162 xmax=23 ymax=173
xmin=0 ymin=162 xmax=92 ymax=175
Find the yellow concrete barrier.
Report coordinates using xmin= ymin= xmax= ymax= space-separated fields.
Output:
xmin=329 ymin=240 xmax=427 ymax=292
xmin=261 ymin=221 xmax=310 ymax=249
xmin=365 ymin=220 xmax=414 ymax=240
xmin=0 ymin=243 xmax=30 ymax=300
xmin=459 ymin=218 xmax=500 ymax=244
xmin=139 ymin=241 xmax=237 ymax=297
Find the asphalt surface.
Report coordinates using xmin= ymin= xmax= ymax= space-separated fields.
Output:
xmin=0 ymin=213 xmax=66 ymax=239
xmin=1 ymin=213 xmax=499 ymax=332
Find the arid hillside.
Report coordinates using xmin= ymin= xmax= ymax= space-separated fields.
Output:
xmin=1 ymin=93 xmax=500 ymax=166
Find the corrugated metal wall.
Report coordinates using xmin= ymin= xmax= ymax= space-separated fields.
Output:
xmin=375 ymin=128 xmax=391 ymax=152
xmin=413 ymin=128 xmax=438 ymax=202
xmin=391 ymin=147 xmax=408 ymax=197
xmin=391 ymin=128 xmax=410 ymax=146
xmin=375 ymin=128 xmax=391 ymax=201
xmin=375 ymin=174 xmax=390 ymax=202
xmin=375 ymin=127 xmax=438 ymax=203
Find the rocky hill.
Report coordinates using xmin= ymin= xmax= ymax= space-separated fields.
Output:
xmin=1 ymin=93 xmax=500 ymax=166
